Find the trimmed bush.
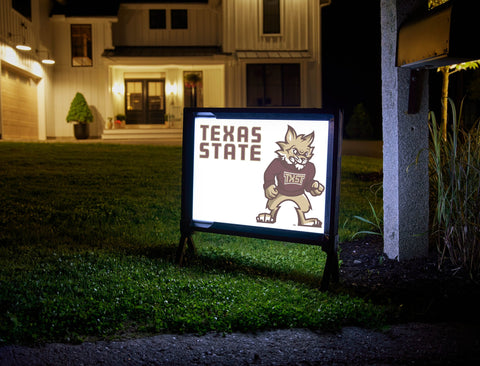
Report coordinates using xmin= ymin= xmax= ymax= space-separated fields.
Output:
xmin=66 ymin=92 xmax=93 ymax=124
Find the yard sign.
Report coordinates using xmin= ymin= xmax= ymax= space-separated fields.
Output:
xmin=178 ymin=108 xmax=342 ymax=289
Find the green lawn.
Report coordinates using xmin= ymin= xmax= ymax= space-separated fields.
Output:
xmin=0 ymin=142 xmax=383 ymax=344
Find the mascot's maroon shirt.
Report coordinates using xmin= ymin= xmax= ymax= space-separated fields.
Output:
xmin=263 ymin=158 xmax=316 ymax=197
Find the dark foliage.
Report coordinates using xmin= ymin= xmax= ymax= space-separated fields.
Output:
xmin=337 ymin=236 xmax=480 ymax=324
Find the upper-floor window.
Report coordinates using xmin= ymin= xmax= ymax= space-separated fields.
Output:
xmin=71 ymin=24 xmax=92 ymax=67
xmin=171 ymin=9 xmax=188 ymax=29
xmin=263 ymin=0 xmax=280 ymax=34
xmin=149 ymin=9 xmax=188 ymax=30
xmin=150 ymin=9 xmax=166 ymax=29
xmin=12 ymin=0 xmax=31 ymax=20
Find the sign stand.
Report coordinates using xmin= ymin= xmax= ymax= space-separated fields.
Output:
xmin=177 ymin=107 xmax=343 ymax=290
xmin=176 ymin=230 xmax=196 ymax=265
xmin=320 ymin=241 xmax=339 ymax=290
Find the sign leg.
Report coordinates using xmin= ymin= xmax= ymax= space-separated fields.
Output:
xmin=320 ymin=248 xmax=339 ymax=291
xmin=176 ymin=234 xmax=197 ymax=265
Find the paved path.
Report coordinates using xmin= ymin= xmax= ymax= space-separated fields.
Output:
xmin=1 ymin=323 xmax=479 ymax=365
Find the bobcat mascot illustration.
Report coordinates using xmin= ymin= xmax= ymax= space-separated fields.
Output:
xmin=256 ymin=126 xmax=325 ymax=227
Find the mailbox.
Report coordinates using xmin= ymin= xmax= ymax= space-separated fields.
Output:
xmin=397 ymin=1 xmax=480 ymax=68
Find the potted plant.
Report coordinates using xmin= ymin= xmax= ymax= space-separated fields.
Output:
xmin=66 ymin=92 xmax=93 ymax=139
xmin=115 ymin=114 xmax=126 ymax=128
xmin=184 ymin=72 xmax=202 ymax=107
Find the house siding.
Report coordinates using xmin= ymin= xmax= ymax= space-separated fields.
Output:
xmin=113 ymin=4 xmax=221 ymax=46
xmin=0 ymin=0 xmax=54 ymax=140
xmin=223 ymin=0 xmax=311 ymax=52
xmin=203 ymin=67 xmax=225 ymax=107
xmin=50 ymin=18 xmax=114 ymax=137
xmin=223 ymin=0 xmax=323 ymax=108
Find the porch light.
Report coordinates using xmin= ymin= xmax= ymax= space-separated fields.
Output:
xmin=167 ymin=82 xmax=178 ymax=95
xmin=112 ymin=82 xmax=124 ymax=95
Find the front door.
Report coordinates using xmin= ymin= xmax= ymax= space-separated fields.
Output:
xmin=125 ymin=79 xmax=165 ymax=124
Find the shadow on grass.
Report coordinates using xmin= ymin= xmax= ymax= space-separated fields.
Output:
xmin=132 ymin=242 xmax=327 ymax=289
xmin=195 ymin=252 xmax=326 ymax=288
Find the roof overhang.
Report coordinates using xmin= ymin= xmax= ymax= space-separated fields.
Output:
xmin=102 ymin=46 xmax=231 ymax=65
xmin=236 ymin=50 xmax=312 ymax=60
xmin=103 ymin=46 xmax=226 ymax=58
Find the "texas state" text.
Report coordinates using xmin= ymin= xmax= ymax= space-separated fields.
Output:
xmin=198 ymin=125 xmax=261 ymax=161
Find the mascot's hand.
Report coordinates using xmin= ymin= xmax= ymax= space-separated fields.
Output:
xmin=265 ymin=184 xmax=279 ymax=199
xmin=310 ymin=181 xmax=324 ymax=196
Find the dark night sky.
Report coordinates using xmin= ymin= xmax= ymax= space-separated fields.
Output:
xmin=322 ymin=0 xmax=382 ymax=138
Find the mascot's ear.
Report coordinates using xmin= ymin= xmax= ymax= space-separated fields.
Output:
xmin=285 ymin=125 xmax=297 ymax=143
xmin=304 ymin=131 xmax=315 ymax=146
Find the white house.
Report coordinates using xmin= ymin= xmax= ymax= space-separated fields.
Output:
xmin=0 ymin=0 xmax=330 ymax=141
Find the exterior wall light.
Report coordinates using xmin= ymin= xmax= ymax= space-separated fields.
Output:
xmin=167 ymin=82 xmax=178 ymax=96
xmin=112 ymin=82 xmax=124 ymax=95
xmin=37 ymin=50 xmax=55 ymax=64
xmin=15 ymin=41 xmax=31 ymax=51
xmin=10 ymin=23 xmax=32 ymax=51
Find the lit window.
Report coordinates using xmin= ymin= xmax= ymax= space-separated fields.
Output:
xmin=71 ymin=24 xmax=92 ymax=67
xmin=150 ymin=9 xmax=166 ymax=29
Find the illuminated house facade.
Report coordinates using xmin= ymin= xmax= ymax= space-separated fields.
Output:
xmin=0 ymin=0 xmax=330 ymax=141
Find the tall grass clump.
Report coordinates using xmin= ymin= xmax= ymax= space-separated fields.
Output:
xmin=429 ymin=99 xmax=480 ymax=279
xmin=338 ymin=156 xmax=383 ymax=240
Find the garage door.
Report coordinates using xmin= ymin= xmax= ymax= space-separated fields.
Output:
xmin=1 ymin=64 xmax=38 ymax=140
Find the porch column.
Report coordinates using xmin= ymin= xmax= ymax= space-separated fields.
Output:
xmin=381 ymin=0 xmax=429 ymax=260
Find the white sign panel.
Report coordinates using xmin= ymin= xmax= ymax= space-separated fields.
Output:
xmin=191 ymin=117 xmax=330 ymax=234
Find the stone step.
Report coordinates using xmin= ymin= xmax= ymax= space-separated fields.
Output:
xmin=102 ymin=127 xmax=183 ymax=140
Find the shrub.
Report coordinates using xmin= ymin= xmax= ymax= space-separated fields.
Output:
xmin=66 ymin=92 xmax=93 ymax=124
xmin=345 ymin=103 xmax=374 ymax=140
